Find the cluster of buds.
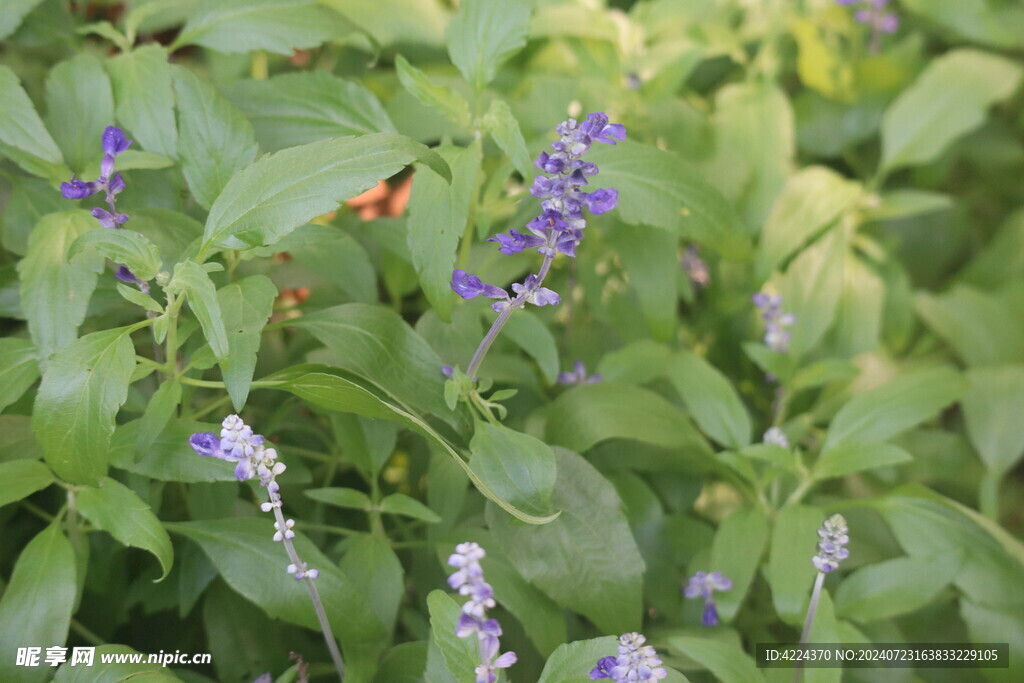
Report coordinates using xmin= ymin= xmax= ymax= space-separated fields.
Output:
xmin=752 ymin=292 xmax=795 ymax=353
xmin=813 ymin=513 xmax=850 ymax=573
xmin=447 ymin=543 xmax=516 ymax=683
xmin=590 ymin=632 xmax=667 ymax=681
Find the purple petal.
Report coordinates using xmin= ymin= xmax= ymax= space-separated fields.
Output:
xmin=189 ymin=432 xmax=225 ymax=458
xmin=531 ymin=287 xmax=560 ymax=307
xmin=590 ymin=656 xmax=617 ymax=680
xmin=586 ymin=188 xmax=618 ymax=215
xmin=101 ymin=153 xmax=116 ymax=180
xmin=60 ymin=179 xmax=99 ymax=200
xmin=451 ymin=269 xmax=484 ymax=299
xmin=493 ymin=651 xmax=517 ymax=668
xmin=702 ymin=601 xmax=719 ymax=626
xmin=108 ymin=173 xmax=126 ymax=196
xmin=114 ymin=266 xmax=143 ymax=285
xmin=102 ymin=126 xmax=132 ymax=156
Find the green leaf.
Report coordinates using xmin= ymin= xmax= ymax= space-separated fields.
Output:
xmin=32 ymin=326 xmax=136 ymax=485
xmin=379 ymin=493 xmax=441 ymax=522
xmin=901 ymin=0 xmax=1024 ymax=50
xmin=668 ymin=351 xmax=751 ymax=450
xmin=110 ymin=418 xmax=241 ymax=484
xmin=813 ymin=442 xmax=913 ymax=480
xmin=446 ymin=0 xmax=531 ymax=92
xmin=609 ymin=222 xmax=679 ymax=342
xmin=962 ymin=365 xmax=1024 ymax=477
xmin=305 ymin=487 xmax=372 ymax=510
xmin=0 ymin=337 xmax=39 ymax=413
xmin=427 ymin=590 xmax=478 ymax=683
xmin=487 ymin=448 xmax=645 ymax=633
xmin=173 ymin=0 xmax=353 ymax=54
xmin=340 ymin=533 xmax=404 ymax=632
xmin=202 ymin=133 xmax=448 ymax=252
xmin=216 ymin=275 xmax=277 ymax=410
xmin=0 ymin=64 xmax=67 ymax=181
xmin=709 ymin=506 xmax=769 ymax=621
xmin=482 ymin=98 xmax=533 ymax=179
xmin=408 ymin=142 xmax=480 ymax=321
xmin=587 ymin=140 xmax=749 ymax=258
xmin=537 ymin=636 xmax=618 ymax=683
xmin=0 ymin=459 xmax=54 ymax=508
xmin=469 ymin=422 xmax=556 ymax=518
xmin=779 ymin=227 xmax=846 ymax=358
xmin=106 ymin=44 xmax=177 ymax=158
xmin=501 ymin=310 xmax=559 ymax=384
xmin=136 ymin=379 xmax=181 ymax=460
xmin=0 ymin=0 xmax=45 ymax=40
xmin=283 ymin=303 xmax=459 ymax=425
xmin=545 ymin=382 xmax=714 ymax=457
xmin=668 ymin=636 xmax=765 ymax=683
xmin=916 ymin=286 xmax=1024 ymax=367
xmin=226 ymin=71 xmax=395 ymax=153
xmin=823 ymin=367 xmax=966 ymax=450
xmin=68 ymin=226 xmax=163 ymax=282
xmin=172 ymin=65 xmax=258 ymax=210
xmin=834 ymin=553 xmax=961 ymax=622
xmin=768 ymin=504 xmax=822 ymax=625
xmin=52 ymin=645 xmax=179 ymax=682
xmin=167 ymin=260 xmax=229 ymax=360
xmin=862 ymin=189 xmax=953 ymax=222
xmin=168 ymin=517 xmax=387 ymax=644
xmin=757 ymin=166 xmax=861 ymax=278
xmin=881 ymin=49 xmax=1023 ymax=174
xmin=285 ymin=225 xmax=377 ymax=303
xmin=76 ymin=476 xmax=174 ymax=580
xmin=17 ymin=211 xmax=104 ymax=361
xmin=0 ymin=524 xmax=76 ymax=683
xmin=276 ymin=371 xmax=557 ymax=524
xmin=394 ymin=55 xmax=472 ymax=128
xmin=44 ymin=53 xmax=115 ymax=175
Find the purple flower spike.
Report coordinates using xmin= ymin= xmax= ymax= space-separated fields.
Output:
xmin=590 ymin=633 xmax=667 ymax=682
xmin=102 ymin=126 xmax=132 ymax=156
xmin=812 ymin=514 xmax=850 ymax=573
xmin=61 ymin=179 xmax=100 ymax=200
xmin=451 ymin=270 xmax=507 ymax=300
xmin=447 ymin=543 xmax=516 ymax=683
xmin=753 ymin=291 xmax=795 ymax=353
xmin=684 ymin=571 xmax=732 ymax=627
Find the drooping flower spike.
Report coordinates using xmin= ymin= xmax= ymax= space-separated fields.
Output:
xmin=59 ymin=126 xmax=148 ymax=292
xmin=447 ymin=543 xmax=517 ymax=683
xmin=836 ymin=0 xmax=899 ymax=51
xmin=683 ymin=571 xmax=733 ymax=626
xmin=589 ymin=632 xmax=667 ymax=681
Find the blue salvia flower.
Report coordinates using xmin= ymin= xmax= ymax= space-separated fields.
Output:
xmin=752 ymin=292 xmax=795 ymax=353
xmin=589 ymin=632 xmax=667 ymax=681
xmin=447 ymin=542 xmax=516 ymax=683
xmin=836 ymin=0 xmax=899 ymax=51
xmin=683 ymin=571 xmax=733 ymax=626
xmin=812 ymin=513 xmax=850 ymax=573
xmin=59 ymin=126 xmax=148 ymax=291
xmin=557 ymin=360 xmax=602 ymax=386
xmin=454 ymin=112 xmax=624 ymax=318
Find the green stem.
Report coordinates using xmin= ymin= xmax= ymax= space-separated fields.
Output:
xmin=795 ymin=571 xmax=826 ymax=683
xmin=70 ymin=619 xmax=106 ymax=647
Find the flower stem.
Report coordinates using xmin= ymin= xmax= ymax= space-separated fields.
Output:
xmin=794 ymin=570 xmax=826 ymax=683
xmin=465 ymin=252 xmax=555 ymax=380
xmin=269 ymin=489 xmax=346 ymax=681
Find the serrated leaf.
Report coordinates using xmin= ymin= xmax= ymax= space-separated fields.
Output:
xmin=0 ymin=459 xmax=54 ymax=508
xmin=823 ymin=367 xmax=966 ymax=450
xmin=76 ymin=477 xmax=174 ymax=580
xmin=173 ymin=0 xmax=354 ymax=54
xmin=408 ymin=142 xmax=480 ymax=321
xmin=487 ymin=449 xmax=644 ymax=633
xmin=117 ymin=283 xmax=164 ymax=313
xmin=44 ymin=53 xmax=115 ymax=175
xmin=0 ymin=64 xmax=67 ymax=181
xmin=167 ymin=260 xmax=228 ymax=360
xmin=668 ymin=351 xmax=751 ymax=450
xmin=379 ymin=493 xmax=441 ymax=522
xmin=226 ymin=70 xmax=395 ymax=153
xmin=813 ymin=442 xmax=913 ymax=480
xmin=136 ymin=380 xmax=181 ymax=461
xmin=216 ymin=275 xmax=276 ymax=410
xmin=482 ymin=98 xmax=532 ymax=179
xmin=469 ymin=422 xmax=556 ymax=518
xmin=0 ymin=524 xmax=76 ymax=683
xmin=394 ymin=55 xmax=472 ymax=128
xmin=881 ymin=49 xmax=1023 ymax=174
xmin=68 ymin=227 xmax=163 ymax=282
xmin=32 ymin=326 xmax=136 ymax=485
xmin=172 ymin=65 xmax=258 ymax=210
xmin=587 ymin=140 xmax=749 ymax=257
xmin=106 ymin=44 xmax=177 ymax=158
xmin=446 ymin=0 xmax=531 ymax=92
xmin=0 ymin=337 xmax=39 ymax=413
xmin=201 ymin=133 xmax=449 ymax=252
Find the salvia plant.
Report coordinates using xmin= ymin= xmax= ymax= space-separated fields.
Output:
xmin=1 ymin=1 xmax=1023 ymax=683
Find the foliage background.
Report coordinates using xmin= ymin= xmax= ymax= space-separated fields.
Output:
xmin=1 ymin=0 xmax=1023 ymax=681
